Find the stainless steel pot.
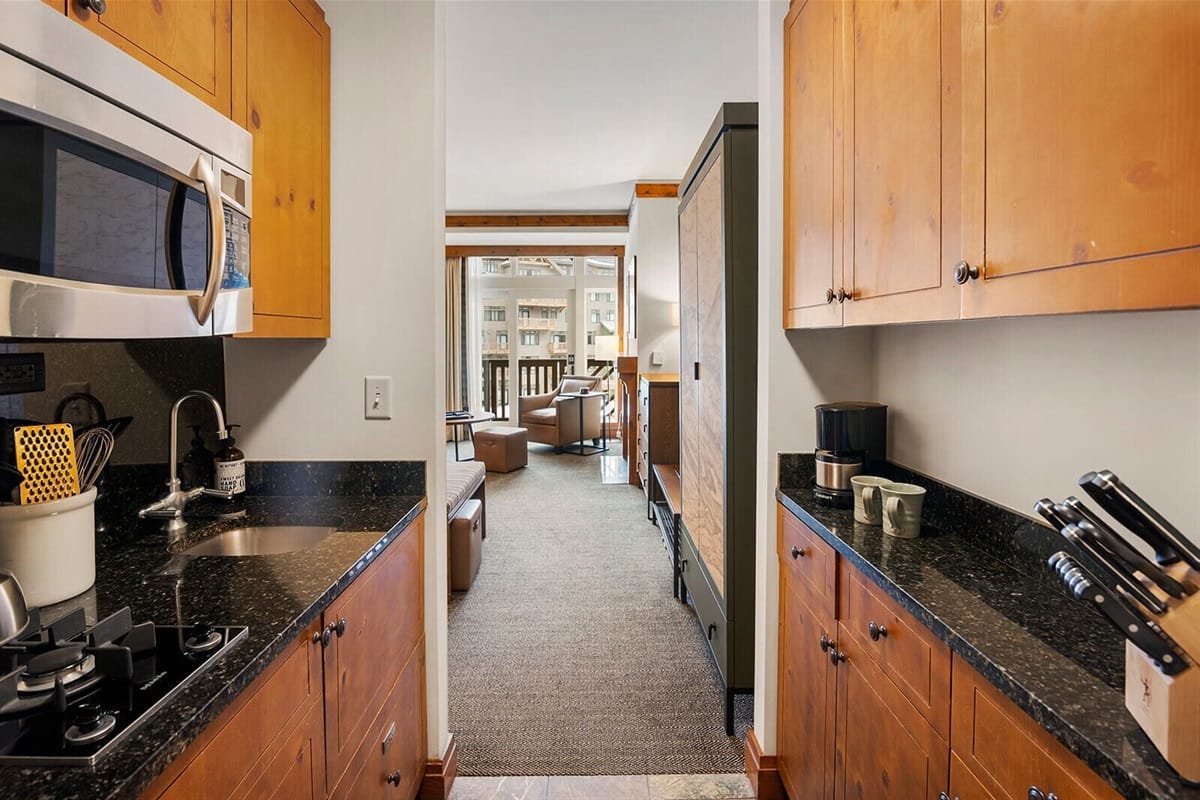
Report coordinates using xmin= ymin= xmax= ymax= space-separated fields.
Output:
xmin=0 ymin=570 xmax=30 ymax=646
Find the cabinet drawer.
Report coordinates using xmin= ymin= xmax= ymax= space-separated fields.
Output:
xmin=778 ymin=504 xmax=837 ymax=620
xmin=840 ymin=562 xmax=950 ymax=739
xmin=237 ymin=698 xmax=325 ymax=800
xmin=330 ymin=641 xmax=426 ymax=800
xmin=680 ymin=527 xmax=727 ymax=681
xmin=325 ymin=514 xmax=424 ymax=791
xmin=950 ymin=656 xmax=1121 ymax=800
xmin=148 ymin=622 xmax=323 ymax=800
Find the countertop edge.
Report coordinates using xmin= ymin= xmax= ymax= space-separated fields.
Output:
xmin=775 ymin=488 xmax=1154 ymax=800
xmin=110 ymin=497 xmax=428 ymax=800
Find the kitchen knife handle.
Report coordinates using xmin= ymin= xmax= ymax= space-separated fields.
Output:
xmin=1049 ymin=552 xmax=1190 ymax=675
xmin=1076 ymin=520 xmax=1191 ymax=600
xmin=1091 ymin=470 xmax=1200 ymax=570
xmin=1063 ymin=497 xmax=1192 ymax=596
xmin=1080 ymin=471 xmax=1182 ymax=566
xmin=1060 ymin=525 xmax=1169 ymax=616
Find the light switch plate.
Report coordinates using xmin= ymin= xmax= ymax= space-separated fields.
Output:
xmin=364 ymin=376 xmax=392 ymax=419
xmin=650 ymin=351 xmax=664 ymax=366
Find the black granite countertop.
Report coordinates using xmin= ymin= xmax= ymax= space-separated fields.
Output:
xmin=0 ymin=461 xmax=426 ymax=800
xmin=777 ymin=455 xmax=1199 ymax=800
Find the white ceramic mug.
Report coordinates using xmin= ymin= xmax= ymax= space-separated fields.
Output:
xmin=851 ymin=475 xmax=890 ymax=525
xmin=881 ymin=482 xmax=926 ymax=539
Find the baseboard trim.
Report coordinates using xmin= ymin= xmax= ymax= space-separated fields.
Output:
xmin=420 ymin=734 xmax=458 ymax=800
xmin=745 ymin=728 xmax=786 ymax=800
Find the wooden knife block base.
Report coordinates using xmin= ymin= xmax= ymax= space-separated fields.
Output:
xmin=1125 ymin=588 xmax=1200 ymax=782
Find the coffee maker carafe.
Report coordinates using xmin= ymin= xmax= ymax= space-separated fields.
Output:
xmin=814 ymin=402 xmax=887 ymax=508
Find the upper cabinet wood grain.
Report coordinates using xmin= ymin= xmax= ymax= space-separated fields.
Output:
xmin=960 ymin=0 xmax=1200 ymax=318
xmin=783 ymin=0 xmax=1200 ymax=329
xmin=783 ymin=0 xmax=843 ymax=329
xmin=841 ymin=0 xmax=961 ymax=325
xmin=67 ymin=0 xmax=233 ymax=117
xmin=234 ymin=0 xmax=331 ymax=338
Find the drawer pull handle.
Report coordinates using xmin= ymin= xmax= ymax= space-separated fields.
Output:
xmin=829 ymin=648 xmax=846 ymax=666
xmin=790 ymin=545 xmax=805 ymax=559
xmin=819 ymin=633 xmax=832 ymax=653
xmin=707 ymin=623 xmax=717 ymax=641
xmin=386 ymin=770 xmax=403 ymax=787
xmin=868 ymin=621 xmax=888 ymax=641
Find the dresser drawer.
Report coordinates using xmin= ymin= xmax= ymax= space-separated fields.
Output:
xmin=777 ymin=504 xmax=837 ymax=621
xmin=680 ymin=525 xmax=727 ymax=681
xmin=840 ymin=562 xmax=950 ymax=739
xmin=950 ymin=656 xmax=1121 ymax=800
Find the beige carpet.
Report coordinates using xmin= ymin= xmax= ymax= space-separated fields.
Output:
xmin=448 ymin=445 xmax=751 ymax=776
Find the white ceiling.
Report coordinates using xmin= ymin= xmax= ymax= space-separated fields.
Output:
xmin=445 ymin=1 xmax=758 ymax=213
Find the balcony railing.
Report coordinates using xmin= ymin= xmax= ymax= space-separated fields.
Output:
xmin=516 ymin=318 xmax=563 ymax=331
xmin=482 ymin=357 xmax=616 ymax=422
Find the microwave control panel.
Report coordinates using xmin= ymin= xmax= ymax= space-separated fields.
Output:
xmin=222 ymin=207 xmax=251 ymax=289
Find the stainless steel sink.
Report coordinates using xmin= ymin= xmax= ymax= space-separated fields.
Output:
xmin=183 ymin=526 xmax=337 ymax=557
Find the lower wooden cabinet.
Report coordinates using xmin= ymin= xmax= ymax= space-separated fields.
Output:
xmin=950 ymin=656 xmax=1121 ymax=800
xmin=776 ymin=571 xmax=835 ymax=800
xmin=142 ymin=512 xmax=426 ymax=800
xmin=776 ymin=502 xmax=1123 ymax=800
xmin=834 ymin=626 xmax=949 ymax=799
xmin=331 ymin=643 xmax=427 ymax=800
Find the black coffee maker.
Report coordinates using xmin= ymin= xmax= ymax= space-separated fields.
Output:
xmin=814 ymin=402 xmax=888 ymax=508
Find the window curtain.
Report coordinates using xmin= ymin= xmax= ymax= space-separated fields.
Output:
xmin=445 ymin=257 xmax=468 ymax=441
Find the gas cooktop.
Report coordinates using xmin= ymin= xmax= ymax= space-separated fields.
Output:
xmin=0 ymin=605 xmax=246 ymax=766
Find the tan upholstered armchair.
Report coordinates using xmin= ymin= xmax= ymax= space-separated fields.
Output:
xmin=517 ymin=374 xmax=604 ymax=449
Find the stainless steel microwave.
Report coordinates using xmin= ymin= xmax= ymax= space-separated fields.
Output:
xmin=0 ymin=3 xmax=253 ymax=338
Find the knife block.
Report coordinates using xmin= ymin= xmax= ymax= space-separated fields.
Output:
xmin=1125 ymin=586 xmax=1200 ymax=782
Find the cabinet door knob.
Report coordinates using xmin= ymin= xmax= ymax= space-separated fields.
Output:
xmin=320 ymin=624 xmax=334 ymax=647
xmin=868 ymin=621 xmax=888 ymax=641
xmin=819 ymin=633 xmax=832 ymax=653
xmin=1028 ymin=788 xmax=1057 ymax=800
xmin=790 ymin=545 xmax=805 ymax=560
xmin=953 ymin=260 xmax=981 ymax=284
xmin=335 ymin=617 xmax=347 ymax=637
xmin=825 ymin=288 xmax=836 ymax=304
xmin=938 ymin=793 xmax=959 ymax=800
xmin=837 ymin=287 xmax=851 ymax=303
xmin=386 ymin=770 xmax=402 ymax=787
xmin=78 ymin=0 xmax=106 ymax=14
xmin=829 ymin=648 xmax=846 ymax=666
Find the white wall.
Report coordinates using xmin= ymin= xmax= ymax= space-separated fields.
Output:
xmin=223 ymin=0 xmax=449 ymax=759
xmin=751 ymin=0 xmax=875 ymax=756
xmin=874 ymin=310 xmax=1200 ymax=533
xmin=629 ymin=195 xmax=681 ymax=373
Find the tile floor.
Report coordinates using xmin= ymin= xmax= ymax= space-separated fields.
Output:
xmin=449 ymin=773 xmax=755 ymax=800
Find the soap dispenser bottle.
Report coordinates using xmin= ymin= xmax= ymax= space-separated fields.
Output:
xmin=214 ymin=424 xmax=246 ymax=500
xmin=180 ymin=425 xmax=215 ymax=490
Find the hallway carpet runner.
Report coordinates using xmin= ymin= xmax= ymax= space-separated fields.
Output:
xmin=448 ymin=446 xmax=751 ymax=776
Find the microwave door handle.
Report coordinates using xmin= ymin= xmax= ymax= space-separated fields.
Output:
xmin=189 ymin=155 xmax=225 ymax=326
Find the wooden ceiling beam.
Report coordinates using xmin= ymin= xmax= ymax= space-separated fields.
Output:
xmin=633 ymin=182 xmax=679 ymax=199
xmin=445 ymin=245 xmax=625 ymax=258
xmin=445 ymin=214 xmax=628 ymax=228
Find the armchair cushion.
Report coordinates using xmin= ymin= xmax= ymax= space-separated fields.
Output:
xmin=520 ymin=407 xmax=558 ymax=426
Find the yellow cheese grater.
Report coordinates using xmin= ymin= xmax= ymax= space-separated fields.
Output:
xmin=13 ymin=423 xmax=80 ymax=505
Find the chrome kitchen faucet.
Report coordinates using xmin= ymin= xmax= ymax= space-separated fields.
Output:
xmin=138 ymin=390 xmax=234 ymax=542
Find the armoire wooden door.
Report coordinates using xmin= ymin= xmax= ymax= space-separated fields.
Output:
xmin=777 ymin=569 xmax=836 ymax=800
xmin=783 ymin=0 xmax=843 ymax=329
xmin=960 ymin=0 xmax=1200 ymax=318
xmin=678 ymin=183 xmax=702 ymax=575
xmin=841 ymin=0 xmax=961 ymax=326
xmin=680 ymin=155 xmax=728 ymax=600
xmin=68 ymin=0 xmax=233 ymax=117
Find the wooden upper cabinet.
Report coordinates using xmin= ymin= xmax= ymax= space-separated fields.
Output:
xmin=68 ymin=0 xmax=233 ymax=117
xmin=841 ymin=0 xmax=961 ymax=325
xmin=961 ymin=0 xmax=1200 ymax=317
xmin=234 ymin=0 xmax=331 ymax=338
xmin=783 ymin=0 xmax=843 ymax=329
